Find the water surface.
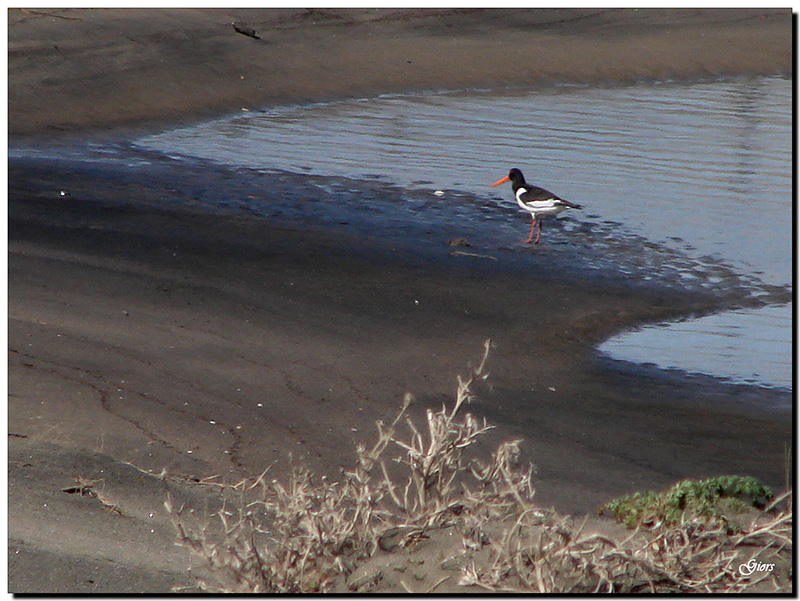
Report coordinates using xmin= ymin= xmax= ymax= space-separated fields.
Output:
xmin=132 ymin=76 xmax=791 ymax=389
xmin=10 ymin=76 xmax=792 ymax=389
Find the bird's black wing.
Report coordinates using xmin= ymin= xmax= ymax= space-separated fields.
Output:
xmin=519 ymin=185 xmax=583 ymax=209
xmin=518 ymin=185 xmax=561 ymax=202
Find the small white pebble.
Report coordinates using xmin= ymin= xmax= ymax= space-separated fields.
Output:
xmin=434 ymin=190 xmax=445 ymax=196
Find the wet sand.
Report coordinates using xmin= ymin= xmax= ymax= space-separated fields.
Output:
xmin=8 ymin=8 xmax=793 ymax=593
xmin=9 ymin=7 xmax=792 ymax=136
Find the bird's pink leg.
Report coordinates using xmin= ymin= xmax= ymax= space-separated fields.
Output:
xmin=525 ymin=216 xmax=537 ymax=244
xmin=534 ymin=219 xmax=543 ymax=244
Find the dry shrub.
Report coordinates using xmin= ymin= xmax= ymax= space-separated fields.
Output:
xmin=461 ymin=490 xmax=792 ymax=593
xmin=166 ymin=341 xmax=792 ymax=593
xmin=167 ymin=340 xmax=535 ymax=593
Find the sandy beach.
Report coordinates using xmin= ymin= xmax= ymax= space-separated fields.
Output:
xmin=9 ymin=7 xmax=792 ymax=136
xmin=8 ymin=8 xmax=793 ymax=593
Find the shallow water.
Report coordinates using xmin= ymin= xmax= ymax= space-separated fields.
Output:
xmin=601 ymin=304 xmax=792 ymax=387
xmin=10 ymin=76 xmax=792 ymax=389
xmin=130 ymin=76 xmax=792 ymax=389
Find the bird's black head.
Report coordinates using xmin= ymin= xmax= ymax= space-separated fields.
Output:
xmin=492 ymin=167 xmax=528 ymax=189
xmin=508 ymin=168 xmax=525 ymax=184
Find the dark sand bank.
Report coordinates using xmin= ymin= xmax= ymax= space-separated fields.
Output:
xmin=9 ymin=8 xmax=792 ymax=136
xmin=8 ymin=158 xmax=791 ymax=591
xmin=8 ymin=8 xmax=793 ymax=593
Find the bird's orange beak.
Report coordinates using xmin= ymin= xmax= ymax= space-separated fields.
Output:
xmin=491 ymin=175 xmax=510 ymax=187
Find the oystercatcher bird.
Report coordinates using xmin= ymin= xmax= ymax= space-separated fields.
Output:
xmin=492 ymin=168 xmax=582 ymax=244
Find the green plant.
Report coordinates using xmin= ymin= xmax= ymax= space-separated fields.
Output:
xmin=602 ymin=476 xmax=773 ymax=529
